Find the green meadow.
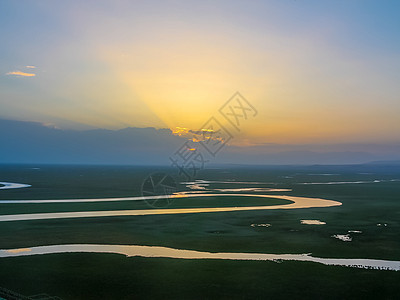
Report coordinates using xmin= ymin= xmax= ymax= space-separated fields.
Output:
xmin=0 ymin=164 xmax=399 ymax=299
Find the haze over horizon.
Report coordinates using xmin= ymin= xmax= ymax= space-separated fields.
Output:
xmin=1 ymin=118 xmax=399 ymax=165
xmin=1 ymin=1 xmax=399 ymax=164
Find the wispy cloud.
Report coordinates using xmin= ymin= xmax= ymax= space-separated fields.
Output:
xmin=26 ymin=65 xmax=36 ymax=69
xmin=6 ymin=71 xmax=36 ymax=77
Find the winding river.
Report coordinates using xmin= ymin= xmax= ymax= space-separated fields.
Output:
xmin=0 ymin=193 xmax=341 ymax=222
xmin=1 ymin=181 xmax=399 ymax=272
xmin=0 ymin=182 xmax=31 ymax=190
xmin=1 ymin=244 xmax=399 ymax=271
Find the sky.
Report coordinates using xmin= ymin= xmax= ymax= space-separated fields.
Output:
xmin=1 ymin=0 xmax=400 ymax=150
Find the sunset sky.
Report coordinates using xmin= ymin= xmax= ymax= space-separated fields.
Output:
xmin=1 ymin=0 xmax=400 ymax=147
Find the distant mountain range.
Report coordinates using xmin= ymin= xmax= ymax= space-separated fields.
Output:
xmin=1 ymin=119 xmax=399 ymax=165
xmin=366 ymin=160 xmax=400 ymax=165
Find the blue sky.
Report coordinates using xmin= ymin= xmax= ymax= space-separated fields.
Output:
xmin=1 ymin=1 xmax=399 ymax=150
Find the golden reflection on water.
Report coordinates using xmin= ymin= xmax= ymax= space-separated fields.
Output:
xmin=6 ymin=248 xmax=32 ymax=253
xmin=1 ymin=244 xmax=399 ymax=271
xmin=0 ymin=194 xmax=342 ymax=222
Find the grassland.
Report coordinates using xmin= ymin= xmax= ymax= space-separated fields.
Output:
xmin=1 ymin=254 xmax=400 ymax=300
xmin=0 ymin=164 xmax=399 ymax=299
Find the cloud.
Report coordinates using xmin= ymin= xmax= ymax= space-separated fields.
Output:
xmin=6 ymin=70 xmax=36 ymax=77
xmin=26 ymin=65 xmax=36 ymax=69
xmin=171 ymin=127 xmax=228 ymax=145
xmin=0 ymin=119 xmax=398 ymax=165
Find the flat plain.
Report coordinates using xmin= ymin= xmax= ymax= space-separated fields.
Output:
xmin=0 ymin=164 xmax=399 ymax=299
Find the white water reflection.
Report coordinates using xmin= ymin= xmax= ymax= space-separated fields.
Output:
xmin=332 ymin=234 xmax=352 ymax=242
xmin=307 ymin=174 xmax=339 ymax=176
xmin=251 ymin=223 xmax=271 ymax=227
xmin=348 ymin=230 xmax=362 ymax=233
xmin=182 ymin=180 xmax=269 ymax=185
xmin=214 ymin=188 xmax=292 ymax=192
xmin=301 ymin=220 xmax=326 ymax=225
xmin=186 ymin=183 xmax=209 ymax=190
xmin=0 ymin=194 xmax=342 ymax=222
xmin=297 ymin=179 xmax=399 ymax=185
xmin=1 ymin=244 xmax=399 ymax=271
xmin=0 ymin=182 xmax=31 ymax=190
